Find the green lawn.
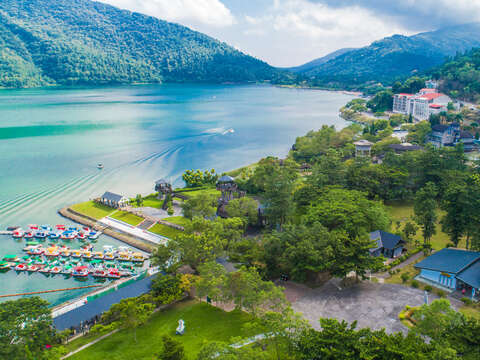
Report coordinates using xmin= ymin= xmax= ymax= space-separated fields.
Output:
xmin=110 ymin=211 xmax=144 ymax=226
xmin=175 ymin=186 xmax=221 ymax=199
xmin=130 ymin=194 xmax=164 ymax=209
xmin=69 ymin=301 xmax=258 ymax=360
xmin=163 ymin=216 xmax=191 ymax=227
xmin=460 ymin=306 xmax=480 ymax=320
xmin=385 ymin=201 xmax=466 ymax=250
xmin=384 ymin=255 xmax=424 ymax=285
xmin=70 ymin=201 xmax=116 ymax=220
xmin=149 ymin=223 xmax=183 ymax=239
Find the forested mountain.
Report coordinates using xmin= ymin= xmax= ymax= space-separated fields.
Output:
xmin=286 ymin=48 xmax=354 ymax=73
xmin=302 ymin=23 xmax=480 ymax=88
xmin=0 ymin=0 xmax=287 ymax=88
xmin=432 ymin=48 xmax=480 ymax=102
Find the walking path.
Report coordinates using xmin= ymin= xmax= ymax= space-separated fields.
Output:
xmin=374 ymin=251 xmax=424 ymax=279
xmin=61 ymin=329 xmax=119 ymax=359
xmin=99 ymin=217 xmax=168 ymax=245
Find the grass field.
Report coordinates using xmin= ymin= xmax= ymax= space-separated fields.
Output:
xmin=459 ymin=306 xmax=480 ymax=320
xmin=70 ymin=201 xmax=116 ymax=220
xmin=175 ymin=186 xmax=221 ymax=199
xmin=130 ymin=194 xmax=164 ymax=209
xmin=149 ymin=223 xmax=183 ymax=239
xmin=69 ymin=301 xmax=258 ymax=360
xmin=110 ymin=211 xmax=144 ymax=226
xmin=163 ymin=216 xmax=191 ymax=227
xmin=385 ymin=201 xmax=466 ymax=251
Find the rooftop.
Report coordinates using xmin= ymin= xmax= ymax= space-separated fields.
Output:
xmin=417 ymin=93 xmax=445 ymax=101
xmin=100 ymin=191 xmax=125 ymax=202
xmin=369 ymin=230 xmax=404 ymax=251
xmin=415 ymin=248 xmax=480 ymax=274
xmin=218 ymin=175 xmax=235 ymax=183
xmin=456 ymin=260 xmax=480 ymax=288
xmin=354 ymin=140 xmax=373 ymax=146
xmin=388 ymin=143 xmax=422 ymax=152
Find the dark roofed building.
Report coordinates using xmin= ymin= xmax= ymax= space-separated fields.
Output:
xmin=369 ymin=230 xmax=405 ymax=258
xmin=100 ymin=191 xmax=128 ymax=208
xmin=388 ymin=143 xmax=423 ymax=153
xmin=428 ymin=123 xmax=476 ymax=151
xmin=415 ymin=248 xmax=480 ymax=299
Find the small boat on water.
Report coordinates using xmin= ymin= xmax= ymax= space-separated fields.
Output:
xmin=97 ymin=163 xmax=104 ymax=169
xmin=60 ymin=249 xmax=71 ymax=257
xmin=77 ymin=232 xmax=87 ymax=241
xmin=62 ymin=265 xmax=73 ymax=275
xmin=131 ymin=253 xmax=145 ymax=263
xmin=104 ymin=252 xmax=114 ymax=260
xmin=27 ymin=246 xmax=44 ymax=256
xmin=68 ymin=226 xmax=78 ymax=232
xmin=71 ymin=250 xmax=83 ymax=258
xmin=41 ymin=225 xmax=52 ymax=232
xmin=117 ymin=252 xmax=131 ymax=261
xmin=92 ymin=268 xmax=107 ymax=278
xmin=12 ymin=229 xmax=24 ymax=238
xmin=28 ymin=224 xmax=39 ymax=230
xmin=88 ymin=231 xmax=100 ymax=241
xmin=6 ymin=226 xmax=21 ymax=231
xmin=39 ymin=266 xmax=51 ymax=274
xmin=49 ymin=232 xmax=61 ymax=240
xmin=44 ymin=247 xmax=60 ymax=257
xmin=50 ymin=266 xmax=62 ymax=274
xmin=0 ymin=261 xmax=11 ymax=272
xmin=24 ymin=232 xmax=34 ymax=239
xmin=15 ymin=263 xmax=27 ymax=271
xmin=34 ymin=231 xmax=47 ymax=239
xmin=61 ymin=231 xmax=76 ymax=240
xmin=3 ymin=254 xmax=20 ymax=262
xmin=56 ymin=224 xmax=66 ymax=231
xmin=27 ymin=264 xmax=42 ymax=272
xmin=72 ymin=266 xmax=89 ymax=277
xmin=107 ymin=268 xmax=121 ymax=279
xmin=93 ymin=251 xmax=104 ymax=260
xmin=82 ymin=251 xmax=93 ymax=259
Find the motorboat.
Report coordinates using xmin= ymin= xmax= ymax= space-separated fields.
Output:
xmin=39 ymin=266 xmax=51 ymax=274
xmin=61 ymin=231 xmax=76 ymax=240
xmin=72 ymin=266 xmax=89 ymax=277
xmin=12 ymin=229 xmax=24 ymax=238
xmin=92 ymin=268 xmax=107 ymax=278
xmin=15 ymin=263 xmax=28 ymax=271
xmin=50 ymin=266 xmax=62 ymax=274
xmin=56 ymin=224 xmax=66 ymax=231
xmin=41 ymin=225 xmax=52 ymax=232
xmin=82 ymin=251 xmax=93 ymax=259
xmin=6 ymin=226 xmax=20 ymax=231
xmin=44 ymin=247 xmax=60 ymax=257
xmin=0 ymin=261 xmax=11 ymax=272
xmin=28 ymin=224 xmax=39 ymax=230
xmin=117 ymin=252 xmax=131 ymax=261
xmin=49 ymin=232 xmax=61 ymax=240
xmin=24 ymin=232 xmax=34 ymax=239
xmin=88 ymin=231 xmax=100 ymax=241
xmin=27 ymin=246 xmax=44 ymax=256
xmin=27 ymin=264 xmax=41 ymax=272
xmin=93 ymin=251 xmax=104 ymax=260
xmin=107 ymin=268 xmax=121 ymax=279
xmin=68 ymin=226 xmax=78 ymax=232
xmin=97 ymin=163 xmax=104 ymax=169
xmin=131 ymin=253 xmax=145 ymax=263
xmin=3 ymin=255 xmax=20 ymax=262
xmin=77 ymin=232 xmax=87 ymax=241
xmin=34 ymin=231 xmax=47 ymax=239
xmin=60 ymin=249 xmax=71 ymax=257
xmin=71 ymin=250 xmax=83 ymax=258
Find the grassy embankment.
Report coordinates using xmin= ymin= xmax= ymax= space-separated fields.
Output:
xmin=149 ymin=223 xmax=183 ymax=238
xmin=71 ymin=200 xmax=144 ymax=226
xmin=68 ymin=300 xmax=258 ymax=360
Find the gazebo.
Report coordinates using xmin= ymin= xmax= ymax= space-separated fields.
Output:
xmin=216 ymin=175 xmax=237 ymax=204
xmin=155 ymin=179 xmax=172 ymax=199
xmin=354 ymin=140 xmax=373 ymax=157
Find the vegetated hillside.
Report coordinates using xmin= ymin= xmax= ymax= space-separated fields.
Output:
xmin=286 ymin=48 xmax=355 ymax=73
xmin=303 ymin=23 xmax=480 ymax=88
xmin=432 ymin=48 xmax=480 ymax=102
xmin=0 ymin=0 xmax=288 ymax=88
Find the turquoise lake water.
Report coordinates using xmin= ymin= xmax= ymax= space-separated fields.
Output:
xmin=0 ymin=84 xmax=352 ymax=305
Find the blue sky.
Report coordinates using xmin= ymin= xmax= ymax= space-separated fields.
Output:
xmin=101 ymin=0 xmax=480 ymax=67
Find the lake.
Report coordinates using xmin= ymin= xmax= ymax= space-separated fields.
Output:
xmin=0 ymin=84 xmax=352 ymax=305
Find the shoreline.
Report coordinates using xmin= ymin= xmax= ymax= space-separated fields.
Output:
xmin=58 ymin=207 xmax=155 ymax=253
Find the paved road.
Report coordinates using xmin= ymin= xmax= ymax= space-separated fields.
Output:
xmin=292 ymin=279 xmax=438 ymax=334
xmin=99 ymin=217 xmax=168 ymax=245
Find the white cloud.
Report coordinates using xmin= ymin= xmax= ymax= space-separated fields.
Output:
xmin=101 ymin=0 xmax=236 ymax=27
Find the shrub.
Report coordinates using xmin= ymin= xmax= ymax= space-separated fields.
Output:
xmin=461 ymin=297 xmax=473 ymax=305
xmin=411 ymin=280 xmax=419 ymax=288
xmin=396 ymin=269 xmax=401 ymax=274
xmin=424 ymin=285 xmax=433 ymax=292
xmin=371 ymin=277 xmax=379 ymax=283
xmin=436 ymin=289 xmax=446 ymax=298
xmin=388 ymin=270 xmax=393 ymax=275
xmin=401 ymin=273 xmax=410 ymax=283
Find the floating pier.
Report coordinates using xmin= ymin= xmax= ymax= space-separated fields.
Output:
xmin=0 ymin=285 xmax=102 ymax=298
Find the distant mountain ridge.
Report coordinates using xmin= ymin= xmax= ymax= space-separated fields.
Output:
xmin=0 ymin=0 xmax=285 ymax=88
xmin=300 ymin=23 xmax=480 ymax=87
xmin=286 ymin=48 xmax=355 ymax=73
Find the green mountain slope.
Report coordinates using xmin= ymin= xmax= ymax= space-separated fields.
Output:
xmin=286 ymin=48 xmax=355 ymax=73
xmin=0 ymin=0 xmax=284 ymax=88
xmin=303 ymin=23 xmax=480 ymax=87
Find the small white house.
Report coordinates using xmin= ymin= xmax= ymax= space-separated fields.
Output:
xmin=100 ymin=191 xmax=129 ymax=208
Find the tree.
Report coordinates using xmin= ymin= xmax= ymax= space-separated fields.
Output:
xmin=414 ymin=183 xmax=437 ymax=251
xmin=367 ymin=90 xmax=393 ymax=112
xmin=101 ymin=297 xmax=154 ymax=342
xmin=151 ymin=274 xmax=184 ymax=305
xmin=135 ymin=194 xmax=143 ymax=207
xmin=182 ymin=169 xmax=218 ymax=188
xmin=0 ymin=297 xmax=57 ymax=360
xmin=225 ymin=197 xmax=258 ymax=228
xmin=402 ymin=221 xmax=418 ymax=245
xmin=196 ymin=261 xmax=229 ymax=304
xmin=182 ymin=193 xmax=217 ymax=220
xmin=304 ymin=187 xmax=390 ymax=240
xmin=159 ymin=335 xmax=185 ymax=360
xmin=441 ymin=183 xmax=469 ymax=246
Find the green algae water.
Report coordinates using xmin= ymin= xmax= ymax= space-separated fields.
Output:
xmin=0 ymin=84 xmax=353 ymax=305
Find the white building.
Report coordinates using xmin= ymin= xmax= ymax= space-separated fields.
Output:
xmin=392 ymin=89 xmax=451 ymax=121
